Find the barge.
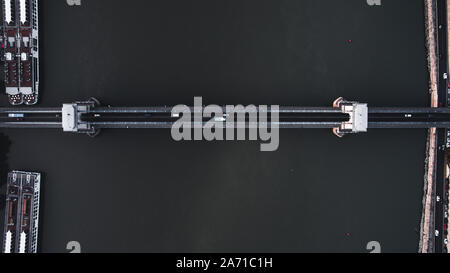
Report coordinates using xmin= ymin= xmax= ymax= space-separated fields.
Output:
xmin=1 ymin=0 xmax=39 ymax=105
xmin=2 ymin=171 xmax=41 ymax=253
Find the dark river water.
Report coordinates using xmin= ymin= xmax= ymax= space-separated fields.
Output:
xmin=0 ymin=0 xmax=429 ymax=252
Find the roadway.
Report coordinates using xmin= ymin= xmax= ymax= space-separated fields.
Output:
xmin=5 ymin=106 xmax=450 ymax=129
xmin=434 ymin=0 xmax=449 ymax=254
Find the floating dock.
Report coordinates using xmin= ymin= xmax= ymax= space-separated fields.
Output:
xmin=2 ymin=171 xmax=41 ymax=253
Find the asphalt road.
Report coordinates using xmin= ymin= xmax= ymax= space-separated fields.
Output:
xmin=434 ymin=0 xmax=449 ymax=254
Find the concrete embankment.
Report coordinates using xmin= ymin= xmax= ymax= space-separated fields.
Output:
xmin=419 ymin=0 xmax=439 ymax=253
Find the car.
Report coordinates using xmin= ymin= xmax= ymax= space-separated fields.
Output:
xmin=436 ymin=230 xmax=440 ymax=237
xmin=8 ymin=113 xmax=24 ymax=118
xmin=437 ymin=196 xmax=441 ymax=202
xmin=445 ymin=239 xmax=448 ymax=245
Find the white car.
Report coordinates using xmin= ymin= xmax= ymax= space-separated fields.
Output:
xmin=435 ymin=230 xmax=440 ymax=237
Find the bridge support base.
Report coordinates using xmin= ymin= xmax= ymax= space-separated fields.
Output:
xmin=332 ymin=97 xmax=368 ymax=137
xmin=62 ymin=98 xmax=101 ymax=137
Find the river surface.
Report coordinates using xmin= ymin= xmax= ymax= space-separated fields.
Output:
xmin=0 ymin=0 xmax=429 ymax=252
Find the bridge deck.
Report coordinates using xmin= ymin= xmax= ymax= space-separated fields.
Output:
xmin=2 ymin=106 xmax=450 ymax=129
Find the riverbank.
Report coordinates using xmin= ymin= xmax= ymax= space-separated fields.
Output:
xmin=447 ymin=0 xmax=450 ymax=249
xmin=420 ymin=0 xmax=439 ymax=253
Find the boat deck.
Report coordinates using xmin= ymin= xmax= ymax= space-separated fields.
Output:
xmin=1 ymin=0 xmax=39 ymax=105
xmin=2 ymin=171 xmax=40 ymax=253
